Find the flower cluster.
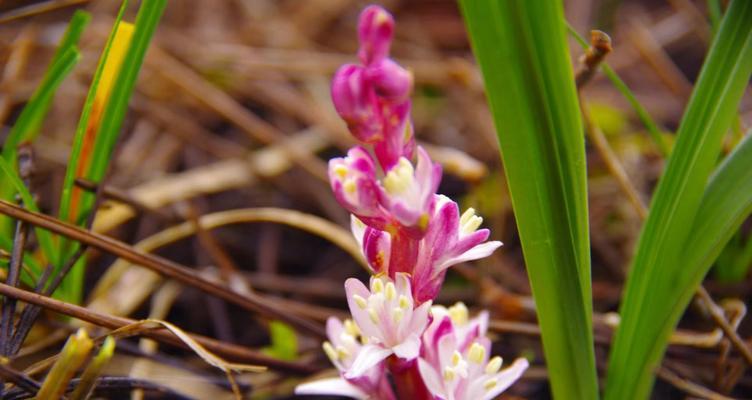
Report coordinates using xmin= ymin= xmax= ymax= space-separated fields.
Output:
xmin=296 ymin=5 xmax=527 ymax=399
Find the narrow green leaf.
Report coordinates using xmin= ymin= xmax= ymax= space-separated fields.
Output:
xmin=0 ymin=48 xmax=80 ymax=239
xmin=0 ymin=157 xmax=57 ymax=279
xmin=459 ymin=2 xmax=598 ymax=399
xmin=58 ymin=1 xmax=130 ymax=228
xmin=58 ymin=0 xmax=167 ymax=300
xmin=605 ymin=1 xmax=752 ymax=398
xmin=686 ymin=134 xmax=752 ymax=285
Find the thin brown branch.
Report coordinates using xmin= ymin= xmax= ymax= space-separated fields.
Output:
xmin=73 ymin=178 xmax=174 ymax=221
xmin=0 ymin=200 xmax=325 ymax=339
xmin=696 ymin=286 xmax=752 ymax=366
xmin=0 ymin=282 xmax=315 ymax=375
xmin=575 ymin=30 xmax=612 ymax=89
xmin=656 ymin=366 xmax=734 ymax=400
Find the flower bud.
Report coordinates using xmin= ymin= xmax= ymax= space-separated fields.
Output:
xmin=358 ymin=5 xmax=395 ymax=65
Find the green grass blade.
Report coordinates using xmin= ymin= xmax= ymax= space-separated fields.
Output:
xmin=683 ymin=133 xmax=752 ymax=286
xmin=58 ymin=0 xmax=130 ymax=227
xmin=0 ymin=157 xmax=57 ymax=278
xmin=459 ymin=2 xmax=598 ymax=399
xmin=57 ymin=0 xmax=167 ymax=300
xmin=605 ymin=1 xmax=752 ymax=398
xmin=567 ymin=25 xmax=670 ymax=156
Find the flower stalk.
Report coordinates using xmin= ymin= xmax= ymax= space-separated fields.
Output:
xmin=296 ymin=5 xmax=527 ymax=399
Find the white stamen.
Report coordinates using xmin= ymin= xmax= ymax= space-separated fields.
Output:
xmin=483 ymin=378 xmax=498 ymax=391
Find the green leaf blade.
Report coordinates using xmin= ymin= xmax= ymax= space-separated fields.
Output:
xmin=605 ymin=1 xmax=752 ymax=398
xmin=459 ymin=2 xmax=598 ymax=399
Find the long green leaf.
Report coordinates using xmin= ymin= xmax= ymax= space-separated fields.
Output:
xmin=459 ymin=2 xmax=598 ymax=399
xmin=605 ymin=1 xmax=752 ymax=398
xmin=0 ymin=157 xmax=57 ymax=278
xmin=57 ymin=0 xmax=167 ymax=300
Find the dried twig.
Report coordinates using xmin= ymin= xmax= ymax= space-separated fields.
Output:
xmin=0 ymin=282 xmax=315 ymax=374
xmin=0 ymin=200 xmax=325 ymax=338
xmin=657 ymin=366 xmax=734 ymax=400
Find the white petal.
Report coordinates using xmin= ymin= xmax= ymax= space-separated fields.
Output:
xmin=392 ymin=335 xmax=420 ymax=360
xmin=295 ymin=378 xmax=369 ymax=399
xmin=345 ymin=345 xmax=392 ymax=379
xmin=481 ymin=357 xmax=529 ymax=400
xmin=437 ymin=241 xmax=502 ymax=272
xmin=418 ymin=358 xmax=447 ymax=398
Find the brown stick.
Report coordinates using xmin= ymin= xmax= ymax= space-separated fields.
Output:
xmin=0 ymin=282 xmax=315 ymax=374
xmin=0 ymin=200 xmax=325 ymax=339
xmin=696 ymin=286 xmax=752 ymax=366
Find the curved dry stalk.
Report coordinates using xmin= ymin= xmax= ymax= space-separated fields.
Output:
xmin=0 ymin=281 xmax=314 ymax=374
xmin=106 ymin=319 xmax=266 ymax=400
xmin=92 ymin=129 xmax=327 ymax=233
xmin=0 ymin=200 xmax=325 ymax=339
xmin=89 ymin=207 xmax=366 ymax=318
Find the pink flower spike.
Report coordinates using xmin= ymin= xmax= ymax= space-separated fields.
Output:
xmin=380 ymin=146 xmax=442 ymax=234
xmin=329 ymin=147 xmax=389 ymax=229
xmin=418 ymin=307 xmax=528 ymax=400
xmin=331 ymin=64 xmax=384 ymax=143
xmin=344 ymin=274 xmax=431 ymax=378
xmin=358 ymin=5 xmax=395 ymax=65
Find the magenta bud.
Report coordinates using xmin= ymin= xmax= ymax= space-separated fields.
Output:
xmin=367 ymin=59 xmax=413 ymax=101
xmin=358 ymin=5 xmax=395 ymax=65
xmin=331 ymin=64 xmax=384 ymax=142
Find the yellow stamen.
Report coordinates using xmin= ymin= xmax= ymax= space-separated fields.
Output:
xmin=485 ymin=356 xmax=502 ymax=375
xmin=322 ymin=341 xmax=338 ymax=361
xmin=469 ymin=342 xmax=486 ymax=364
xmin=353 ymin=295 xmax=368 ymax=310
xmin=385 ymin=282 xmax=396 ymax=300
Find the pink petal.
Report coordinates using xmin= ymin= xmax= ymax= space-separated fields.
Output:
xmin=345 ymin=344 xmax=393 ymax=379
xmin=363 ymin=227 xmax=391 ymax=274
xmin=295 ymin=378 xmax=369 ymax=399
